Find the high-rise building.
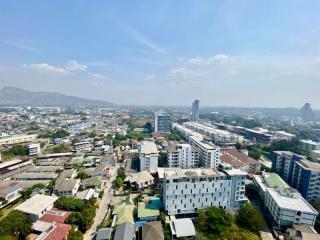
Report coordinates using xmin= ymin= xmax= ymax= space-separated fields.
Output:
xmin=301 ymin=103 xmax=314 ymax=121
xmin=139 ymin=141 xmax=159 ymax=173
xmin=272 ymin=151 xmax=305 ymax=184
xmin=162 ymin=166 xmax=247 ymax=215
xmin=292 ymin=159 xmax=320 ymax=201
xmin=167 ymin=143 xmax=199 ymax=168
xmin=154 ymin=111 xmax=171 ymax=133
xmin=191 ymin=100 xmax=199 ymax=121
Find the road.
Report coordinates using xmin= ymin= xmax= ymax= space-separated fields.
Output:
xmin=84 ymin=164 xmax=119 ymax=240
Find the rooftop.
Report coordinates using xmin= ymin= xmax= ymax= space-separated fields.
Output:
xmin=267 ymin=188 xmax=318 ymax=214
xmin=163 ymin=168 xmax=222 ymax=179
xmin=15 ymin=194 xmax=58 ymax=216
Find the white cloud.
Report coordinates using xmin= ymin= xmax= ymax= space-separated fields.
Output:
xmin=65 ymin=60 xmax=87 ymax=72
xmin=126 ymin=26 xmax=165 ymax=54
xmin=21 ymin=63 xmax=67 ymax=74
xmin=88 ymin=72 xmax=106 ymax=79
xmin=210 ymin=54 xmax=233 ymax=63
xmin=186 ymin=54 xmax=233 ymax=65
xmin=169 ymin=67 xmax=195 ymax=76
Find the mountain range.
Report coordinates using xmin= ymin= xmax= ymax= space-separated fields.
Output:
xmin=0 ymin=87 xmax=115 ymax=107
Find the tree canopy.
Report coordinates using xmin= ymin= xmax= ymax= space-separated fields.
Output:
xmin=0 ymin=210 xmax=32 ymax=240
xmin=236 ymin=204 xmax=265 ymax=233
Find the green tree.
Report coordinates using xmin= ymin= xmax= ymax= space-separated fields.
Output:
xmin=67 ymin=227 xmax=83 ymax=240
xmin=117 ymin=168 xmax=126 ymax=180
xmin=207 ymin=207 xmax=233 ymax=235
xmin=197 ymin=209 xmax=207 ymax=228
xmin=236 ymin=204 xmax=264 ymax=232
xmin=220 ymin=225 xmax=260 ymax=240
xmin=51 ymin=144 xmax=71 ymax=153
xmin=0 ymin=210 xmax=32 ymax=240
xmin=54 ymin=197 xmax=85 ymax=212
xmin=115 ymin=176 xmax=124 ymax=189
xmin=76 ymin=170 xmax=89 ymax=180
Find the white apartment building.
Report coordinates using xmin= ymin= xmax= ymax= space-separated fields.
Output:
xmin=172 ymin=123 xmax=220 ymax=168
xmin=163 ymin=166 xmax=247 ymax=215
xmin=75 ymin=141 xmax=92 ymax=152
xmin=254 ymin=173 xmax=318 ymax=228
xmin=29 ymin=143 xmax=41 ymax=156
xmin=184 ymin=122 xmax=239 ymax=146
xmin=167 ymin=143 xmax=199 ymax=168
xmin=139 ymin=141 xmax=159 ymax=173
xmin=189 ymin=135 xmax=220 ymax=169
xmin=300 ymin=139 xmax=320 ymax=153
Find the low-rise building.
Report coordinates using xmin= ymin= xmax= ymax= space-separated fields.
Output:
xmin=53 ymin=170 xmax=80 ymax=196
xmin=29 ymin=143 xmax=41 ymax=156
xmin=142 ymin=221 xmax=164 ymax=240
xmin=15 ymin=194 xmax=58 ymax=221
xmin=75 ymin=141 xmax=92 ymax=152
xmin=125 ymin=171 xmax=154 ymax=190
xmin=220 ymin=148 xmax=261 ymax=174
xmin=0 ymin=159 xmax=33 ymax=180
xmin=0 ymin=181 xmax=22 ymax=207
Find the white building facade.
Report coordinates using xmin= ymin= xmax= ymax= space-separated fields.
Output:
xmin=139 ymin=141 xmax=159 ymax=172
xmin=167 ymin=143 xmax=199 ymax=168
xmin=163 ymin=167 xmax=247 ymax=215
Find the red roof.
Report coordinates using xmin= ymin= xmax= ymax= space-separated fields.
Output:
xmin=43 ymin=223 xmax=71 ymax=240
xmin=39 ymin=209 xmax=71 ymax=224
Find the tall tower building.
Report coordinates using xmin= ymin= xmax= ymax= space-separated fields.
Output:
xmin=154 ymin=111 xmax=171 ymax=133
xmin=191 ymin=100 xmax=200 ymax=121
xmin=301 ymin=103 xmax=314 ymax=122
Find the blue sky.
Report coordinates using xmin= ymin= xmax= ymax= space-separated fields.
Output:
xmin=1 ymin=1 xmax=320 ymax=107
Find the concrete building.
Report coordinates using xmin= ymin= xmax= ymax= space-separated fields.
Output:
xmin=189 ymin=135 xmax=220 ymax=168
xmin=292 ymin=159 xmax=320 ymax=202
xmin=139 ymin=141 xmax=159 ymax=173
xmin=184 ymin=122 xmax=240 ymax=146
xmin=167 ymin=143 xmax=199 ymax=168
xmin=191 ymin=100 xmax=199 ymax=122
xmin=162 ymin=166 xmax=247 ymax=215
xmin=0 ymin=181 xmax=22 ymax=207
xmin=254 ymin=173 xmax=318 ymax=228
xmin=310 ymin=150 xmax=320 ymax=162
xmin=15 ymin=194 xmax=58 ymax=221
xmin=29 ymin=143 xmax=41 ymax=156
xmin=300 ymin=140 xmax=320 ymax=154
xmin=274 ymin=131 xmax=296 ymax=141
xmin=154 ymin=111 xmax=171 ymax=133
xmin=272 ymin=151 xmax=305 ymax=184
xmin=75 ymin=141 xmax=92 ymax=152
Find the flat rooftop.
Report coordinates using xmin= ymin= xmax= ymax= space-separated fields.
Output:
xmin=267 ymin=188 xmax=317 ymax=214
xmin=163 ymin=168 xmax=222 ymax=179
xmin=15 ymin=194 xmax=58 ymax=216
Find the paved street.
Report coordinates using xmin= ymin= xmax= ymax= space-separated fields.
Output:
xmin=84 ymin=165 xmax=119 ymax=240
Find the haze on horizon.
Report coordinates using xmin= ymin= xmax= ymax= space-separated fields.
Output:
xmin=0 ymin=1 xmax=320 ymax=108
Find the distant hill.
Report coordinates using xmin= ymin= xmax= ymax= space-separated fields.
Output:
xmin=0 ymin=87 xmax=115 ymax=107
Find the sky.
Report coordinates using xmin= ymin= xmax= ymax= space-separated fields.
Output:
xmin=0 ymin=0 xmax=320 ymax=108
